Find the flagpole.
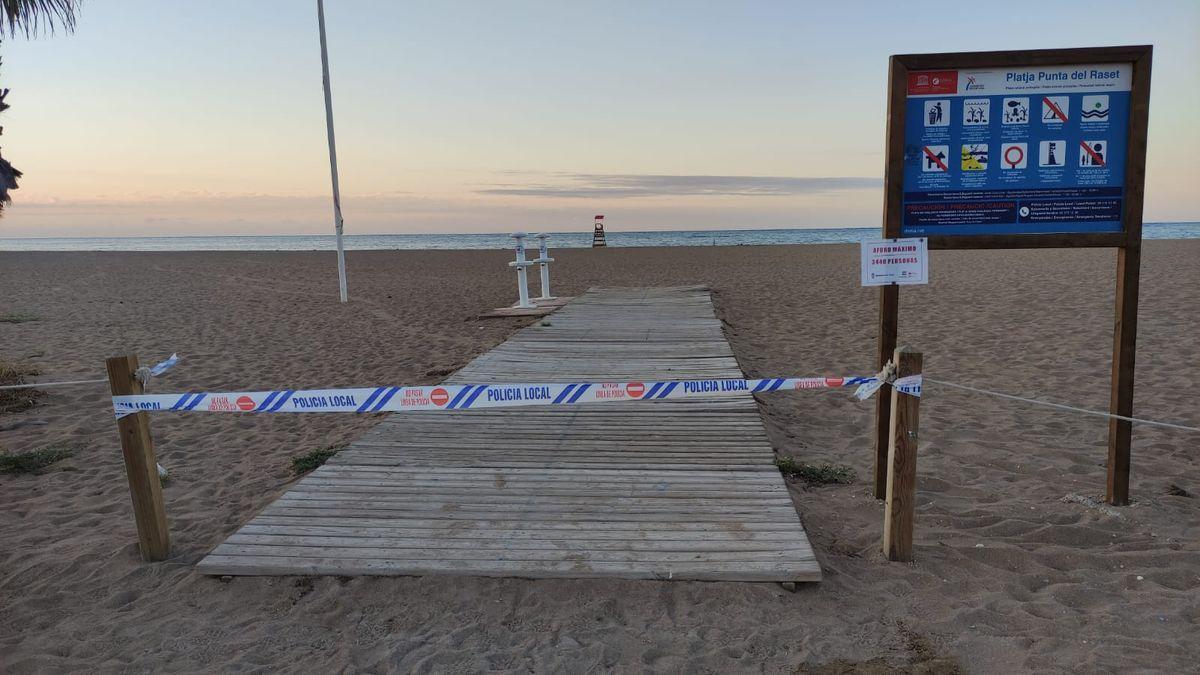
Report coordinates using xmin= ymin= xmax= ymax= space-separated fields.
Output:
xmin=317 ymin=0 xmax=348 ymax=303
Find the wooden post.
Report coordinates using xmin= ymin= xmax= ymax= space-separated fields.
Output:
xmin=874 ymin=284 xmax=899 ymax=498
xmin=105 ymin=355 xmax=171 ymax=561
xmin=883 ymin=346 xmax=921 ymax=562
xmin=1106 ymin=47 xmax=1151 ymax=506
xmin=874 ymin=55 xmax=907 ymax=499
xmin=1106 ymin=244 xmax=1140 ymax=506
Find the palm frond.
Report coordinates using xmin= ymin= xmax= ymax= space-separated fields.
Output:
xmin=1 ymin=0 xmax=80 ymax=38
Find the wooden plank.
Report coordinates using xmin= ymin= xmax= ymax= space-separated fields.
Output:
xmin=247 ymin=515 xmax=806 ymax=532
xmin=210 ymin=544 xmax=809 ymax=564
xmin=310 ymin=466 xmax=780 ymax=480
xmin=255 ymin=504 xmax=798 ymax=520
xmin=196 ymin=556 xmax=821 ymax=582
xmin=236 ymin=524 xmax=806 ymax=541
xmin=225 ymin=534 xmax=813 ymax=553
xmin=198 ymin=287 xmax=819 ymax=582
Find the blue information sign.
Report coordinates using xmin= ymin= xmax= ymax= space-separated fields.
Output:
xmin=901 ymin=64 xmax=1132 ymax=236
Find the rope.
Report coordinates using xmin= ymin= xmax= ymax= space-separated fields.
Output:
xmin=0 ymin=354 xmax=178 ymax=393
xmin=925 ymin=377 xmax=1200 ymax=433
xmin=0 ymin=378 xmax=107 ymax=391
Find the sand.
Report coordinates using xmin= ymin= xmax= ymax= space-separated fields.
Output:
xmin=1 ymin=241 xmax=1197 ymax=673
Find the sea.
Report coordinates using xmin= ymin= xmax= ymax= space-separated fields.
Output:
xmin=1 ymin=223 xmax=1197 ymax=251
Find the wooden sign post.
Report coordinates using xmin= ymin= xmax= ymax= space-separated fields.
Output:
xmin=875 ymin=46 xmax=1152 ymax=506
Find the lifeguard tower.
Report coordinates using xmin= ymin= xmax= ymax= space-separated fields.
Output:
xmin=591 ymin=214 xmax=607 ymax=247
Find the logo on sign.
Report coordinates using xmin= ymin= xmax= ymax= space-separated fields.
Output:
xmin=825 ymin=377 xmax=844 ymax=387
xmin=907 ymin=70 xmax=957 ymax=95
xmin=430 ymin=388 xmax=449 ymax=407
xmin=236 ymin=395 xmax=256 ymax=411
xmin=626 ymin=382 xmax=646 ymax=398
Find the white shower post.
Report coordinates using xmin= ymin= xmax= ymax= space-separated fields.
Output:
xmin=533 ymin=233 xmax=555 ymax=300
xmin=508 ymin=232 xmax=536 ymax=309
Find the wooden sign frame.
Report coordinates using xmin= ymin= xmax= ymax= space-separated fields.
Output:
xmin=875 ymin=45 xmax=1152 ymax=506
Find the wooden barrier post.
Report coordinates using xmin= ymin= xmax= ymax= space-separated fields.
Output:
xmin=105 ymin=355 xmax=171 ymax=561
xmin=883 ymin=345 xmax=921 ymax=562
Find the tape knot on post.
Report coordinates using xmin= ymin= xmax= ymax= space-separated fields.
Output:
xmin=134 ymin=353 xmax=180 ymax=391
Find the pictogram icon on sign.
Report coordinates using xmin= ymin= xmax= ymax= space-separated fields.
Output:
xmin=922 ymin=145 xmax=949 ymax=172
xmin=1081 ymin=95 xmax=1109 ymax=121
xmin=963 ymin=98 xmax=990 ymax=126
xmin=1001 ymin=142 xmax=1027 ymax=169
xmin=236 ymin=395 xmax=256 ymax=411
xmin=626 ymin=382 xmax=646 ymax=398
xmin=961 ymin=144 xmax=988 ymax=171
xmin=1003 ymin=97 xmax=1029 ymax=124
xmin=1039 ymin=140 xmax=1066 ymax=167
xmin=924 ymin=99 xmax=950 ymax=127
xmin=1079 ymin=140 xmax=1106 ymax=167
xmin=1042 ymin=96 xmax=1069 ymax=123
xmin=430 ymin=388 xmax=449 ymax=406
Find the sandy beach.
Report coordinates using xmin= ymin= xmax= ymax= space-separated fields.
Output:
xmin=1 ymin=241 xmax=1197 ymax=673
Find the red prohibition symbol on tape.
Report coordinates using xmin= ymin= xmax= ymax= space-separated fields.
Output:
xmin=236 ymin=395 xmax=256 ymax=411
xmin=430 ymin=388 xmax=449 ymax=407
xmin=626 ymin=382 xmax=646 ymax=398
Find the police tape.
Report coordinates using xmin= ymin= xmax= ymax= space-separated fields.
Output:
xmin=111 ymin=374 xmax=923 ymax=417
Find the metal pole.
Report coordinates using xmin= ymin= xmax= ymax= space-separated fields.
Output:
xmin=317 ymin=0 xmax=348 ymax=303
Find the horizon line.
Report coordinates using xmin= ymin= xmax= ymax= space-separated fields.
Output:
xmin=2 ymin=221 xmax=1198 ymax=240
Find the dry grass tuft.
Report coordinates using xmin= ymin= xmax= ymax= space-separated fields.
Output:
xmin=0 ymin=359 xmax=44 ymax=413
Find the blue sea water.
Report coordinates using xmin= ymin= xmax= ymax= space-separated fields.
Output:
xmin=0 ymin=223 xmax=1197 ymax=251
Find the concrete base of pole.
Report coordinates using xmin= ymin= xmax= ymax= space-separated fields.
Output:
xmin=478 ymin=297 xmax=573 ymax=318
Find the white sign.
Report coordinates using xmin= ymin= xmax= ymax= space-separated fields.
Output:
xmin=906 ymin=64 xmax=1132 ymax=98
xmin=861 ymin=238 xmax=929 ymax=286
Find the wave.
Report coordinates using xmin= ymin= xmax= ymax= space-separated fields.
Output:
xmin=1081 ymin=108 xmax=1109 ymax=119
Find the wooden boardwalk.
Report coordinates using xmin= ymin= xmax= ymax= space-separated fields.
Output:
xmin=197 ymin=287 xmax=820 ymax=582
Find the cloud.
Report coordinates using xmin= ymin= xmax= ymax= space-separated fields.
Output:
xmin=477 ymin=173 xmax=880 ymax=198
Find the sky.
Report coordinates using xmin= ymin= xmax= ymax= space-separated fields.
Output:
xmin=0 ymin=0 xmax=1197 ymax=237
